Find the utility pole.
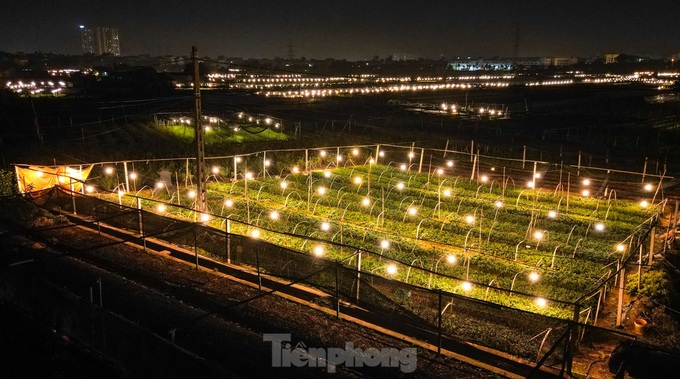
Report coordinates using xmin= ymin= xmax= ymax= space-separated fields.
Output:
xmin=193 ymin=46 xmax=206 ymax=212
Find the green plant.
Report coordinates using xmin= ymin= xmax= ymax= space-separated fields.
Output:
xmin=0 ymin=169 xmax=16 ymax=196
xmin=626 ymin=270 xmax=675 ymax=304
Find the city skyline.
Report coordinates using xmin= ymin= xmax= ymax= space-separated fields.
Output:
xmin=2 ymin=1 xmax=679 ymax=60
xmin=80 ymin=26 xmax=120 ymax=56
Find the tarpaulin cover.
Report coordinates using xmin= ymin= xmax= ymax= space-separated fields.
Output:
xmin=14 ymin=165 xmax=93 ymax=193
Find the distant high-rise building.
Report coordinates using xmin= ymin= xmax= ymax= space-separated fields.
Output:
xmin=80 ymin=25 xmax=95 ymax=54
xmin=79 ymin=25 xmax=120 ymax=56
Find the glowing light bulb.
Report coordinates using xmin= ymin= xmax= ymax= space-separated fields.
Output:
xmin=529 ymin=272 xmax=540 ymax=283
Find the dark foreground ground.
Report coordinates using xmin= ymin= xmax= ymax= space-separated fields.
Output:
xmin=0 ymin=199 xmax=504 ymax=379
xmin=0 ymin=303 xmax=120 ymax=378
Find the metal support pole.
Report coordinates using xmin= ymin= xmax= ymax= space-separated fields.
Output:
xmin=356 ymin=251 xmax=362 ymax=303
xmin=335 ymin=262 xmax=340 ymax=318
xmin=577 ymin=151 xmax=582 ymax=176
xmin=123 ymin=161 xmax=130 ymax=192
xmin=305 ymin=149 xmax=309 ymax=172
xmin=593 ymin=287 xmax=603 ymax=326
xmin=137 ymin=197 xmax=143 ymax=235
xmin=649 ymin=228 xmax=655 ymax=265
xmin=522 ymin=145 xmax=526 ymax=169
xmin=470 ymin=154 xmax=477 ymax=181
xmin=256 ymin=241 xmax=262 ymax=291
xmin=194 ymin=224 xmax=199 ymax=270
xmin=616 ymin=266 xmax=625 ymax=327
xmin=470 ymin=140 xmax=474 ymax=162
xmin=79 ymin=165 xmax=85 ymax=194
xmin=437 ymin=291 xmax=443 ymax=355
xmin=233 ymin=156 xmax=238 ymax=181
xmin=567 ymin=303 xmax=581 ymax=375
xmin=638 ymin=244 xmax=643 ymax=291
xmin=95 ymin=205 xmax=101 ymax=235
xmin=185 ymin=158 xmax=189 ymax=187
xmin=566 ymin=172 xmax=571 ymax=214
xmin=226 ymin=219 xmax=231 ymax=264
xmin=673 ymin=200 xmax=679 ymax=232
xmin=641 ymin=157 xmax=648 ymax=183
xmin=140 ymin=203 xmax=146 ymax=252
xmin=418 ymin=148 xmax=424 ymax=173
xmin=70 ymin=178 xmax=77 ymax=215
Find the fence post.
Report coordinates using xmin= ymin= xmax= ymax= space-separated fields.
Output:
xmin=70 ymin=178 xmax=77 ymax=215
xmin=437 ymin=290 xmax=443 ymax=355
xmin=355 ymin=250 xmax=362 ymax=303
xmin=470 ymin=140 xmax=474 ymax=162
xmin=226 ymin=219 xmax=231 ymax=264
xmin=136 ymin=197 xmax=143 ymax=235
xmin=594 ymin=287 xmax=604 ymax=325
xmin=123 ymin=161 xmax=130 ymax=192
xmin=566 ymin=303 xmax=581 ymax=375
xmin=418 ymin=148 xmax=424 ymax=173
xmin=648 ymin=228 xmax=655 ymax=265
xmin=95 ymin=204 xmax=101 ymax=235
xmin=335 ymin=262 xmax=340 ymax=319
xmin=638 ymin=244 xmax=643 ymax=291
xmin=616 ymin=266 xmax=625 ymax=326
xmin=140 ymin=205 xmax=146 ymax=252
xmin=193 ymin=224 xmax=199 ymax=270
xmin=255 ymin=239 xmax=262 ymax=291
xmin=186 ymin=158 xmax=190 ymax=187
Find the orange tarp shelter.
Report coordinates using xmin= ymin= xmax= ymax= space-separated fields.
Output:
xmin=15 ymin=165 xmax=93 ymax=193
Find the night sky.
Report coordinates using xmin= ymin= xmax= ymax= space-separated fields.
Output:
xmin=3 ymin=0 xmax=679 ymax=59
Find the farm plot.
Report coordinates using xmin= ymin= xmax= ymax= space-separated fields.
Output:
xmin=99 ymin=149 xmax=656 ymax=319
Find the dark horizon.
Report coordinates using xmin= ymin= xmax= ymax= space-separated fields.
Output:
xmin=2 ymin=1 xmax=679 ymax=60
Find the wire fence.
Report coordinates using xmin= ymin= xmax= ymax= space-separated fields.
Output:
xmin=36 ymin=186 xmax=581 ymax=364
